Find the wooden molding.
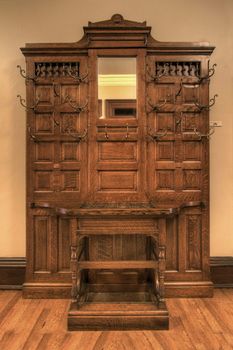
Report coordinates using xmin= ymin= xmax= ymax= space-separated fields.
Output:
xmin=0 ymin=256 xmax=232 ymax=289
xmin=0 ymin=258 xmax=26 ymax=289
xmin=210 ymin=256 xmax=233 ymax=287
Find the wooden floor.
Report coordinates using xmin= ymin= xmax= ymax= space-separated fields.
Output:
xmin=0 ymin=289 xmax=233 ymax=350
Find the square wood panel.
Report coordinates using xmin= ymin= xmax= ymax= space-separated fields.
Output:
xmin=98 ymin=142 xmax=137 ymax=161
xmin=60 ymin=113 xmax=80 ymax=133
xmin=157 ymin=113 xmax=174 ymax=132
xmin=156 ymin=141 xmax=174 ymax=161
xmin=35 ymin=113 xmax=53 ymax=134
xmin=156 ymin=170 xmax=175 ymax=190
xmin=36 ymin=85 xmax=53 ymax=106
xmin=157 ymin=84 xmax=174 ymax=102
xmin=183 ymin=170 xmax=201 ymax=190
xmin=60 ymin=171 xmax=80 ymax=192
xmin=183 ymin=142 xmax=201 ymax=161
xmin=61 ymin=142 xmax=80 ymax=162
xmin=35 ymin=142 xmax=54 ymax=162
xmin=34 ymin=171 xmax=53 ymax=192
xmin=98 ymin=171 xmax=137 ymax=192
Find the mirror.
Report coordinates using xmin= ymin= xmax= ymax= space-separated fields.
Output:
xmin=98 ymin=58 xmax=136 ymax=119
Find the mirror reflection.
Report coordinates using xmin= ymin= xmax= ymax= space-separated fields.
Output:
xmin=98 ymin=58 xmax=136 ymax=119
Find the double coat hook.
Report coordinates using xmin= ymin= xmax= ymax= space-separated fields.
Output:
xmin=17 ymin=94 xmax=40 ymax=111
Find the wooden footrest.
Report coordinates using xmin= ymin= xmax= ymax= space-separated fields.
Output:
xmin=67 ymin=292 xmax=169 ymax=330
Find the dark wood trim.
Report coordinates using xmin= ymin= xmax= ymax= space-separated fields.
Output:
xmin=210 ymin=256 xmax=233 ymax=288
xmin=0 ymin=258 xmax=26 ymax=289
xmin=0 ymin=256 xmax=232 ymax=290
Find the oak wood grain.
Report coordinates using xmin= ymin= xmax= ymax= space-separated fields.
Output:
xmin=0 ymin=290 xmax=233 ymax=349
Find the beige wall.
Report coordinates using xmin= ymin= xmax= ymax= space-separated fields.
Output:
xmin=0 ymin=0 xmax=232 ymax=257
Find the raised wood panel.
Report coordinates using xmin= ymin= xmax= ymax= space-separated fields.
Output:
xmin=35 ymin=142 xmax=54 ymax=162
xmin=186 ymin=214 xmax=202 ymax=270
xmin=182 ymin=84 xmax=199 ymax=103
xmin=33 ymin=216 xmax=49 ymax=272
xmin=183 ymin=141 xmax=201 ymax=161
xmin=60 ymin=113 xmax=81 ymax=133
xmin=157 ymin=113 xmax=175 ymax=132
xmin=34 ymin=171 xmax=53 ymax=192
xmin=183 ymin=170 xmax=201 ymax=190
xmin=61 ymin=84 xmax=80 ymax=102
xmin=60 ymin=171 xmax=80 ymax=192
xmin=157 ymin=84 xmax=174 ymax=102
xmin=156 ymin=170 xmax=175 ymax=190
xmin=182 ymin=112 xmax=202 ymax=132
xmin=61 ymin=142 xmax=80 ymax=162
xmin=36 ymin=85 xmax=53 ymax=106
xmin=156 ymin=141 xmax=174 ymax=161
xmin=98 ymin=171 xmax=137 ymax=191
xmin=166 ymin=217 xmax=178 ymax=271
xmin=88 ymin=235 xmax=147 ymax=285
xmin=98 ymin=142 xmax=137 ymax=161
xmin=58 ymin=218 xmax=71 ymax=272
xmin=35 ymin=113 xmax=53 ymax=134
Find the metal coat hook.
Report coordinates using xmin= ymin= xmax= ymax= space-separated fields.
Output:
xmin=194 ymin=94 xmax=218 ymax=111
xmin=193 ymin=126 xmax=215 ymax=140
xmin=66 ymin=67 xmax=89 ymax=85
xmin=125 ymin=123 xmax=129 ymax=139
xmin=17 ymin=65 xmax=36 ymax=83
xmin=53 ymin=83 xmax=60 ymax=97
xmin=52 ymin=111 xmax=60 ymax=126
xmin=65 ymin=96 xmax=88 ymax=113
xmin=104 ymin=124 xmax=109 ymax=139
xmin=198 ymin=63 xmax=217 ymax=84
xmin=147 ymin=96 xmax=169 ymax=113
xmin=174 ymin=79 xmax=183 ymax=102
xmin=147 ymin=127 xmax=168 ymax=141
xmin=65 ymin=128 xmax=87 ymax=142
xmin=17 ymin=94 xmax=40 ymax=111
xmin=27 ymin=125 xmax=39 ymax=142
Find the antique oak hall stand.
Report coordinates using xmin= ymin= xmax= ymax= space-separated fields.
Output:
xmin=19 ymin=14 xmax=215 ymax=330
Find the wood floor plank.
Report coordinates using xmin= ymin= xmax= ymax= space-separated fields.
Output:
xmin=0 ymin=289 xmax=232 ymax=350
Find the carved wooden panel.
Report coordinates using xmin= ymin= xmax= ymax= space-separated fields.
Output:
xmin=35 ymin=62 xmax=79 ymax=78
xmin=182 ymin=113 xmax=202 ymax=132
xmin=166 ymin=217 xmax=179 ymax=271
xmin=60 ymin=113 xmax=81 ymax=133
xmin=33 ymin=216 xmax=50 ymax=272
xmin=156 ymin=61 xmax=200 ymax=77
xmin=183 ymin=170 xmax=201 ymax=190
xmin=58 ymin=218 xmax=71 ymax=272
xmin=186 ymin=214 xmax=202 ymax=270
xmin=89 ymin=235 xmax=147 ymax=261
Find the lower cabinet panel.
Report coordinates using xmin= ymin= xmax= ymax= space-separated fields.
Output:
xmin=24 ymin=209 xmax=212 ymax=298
